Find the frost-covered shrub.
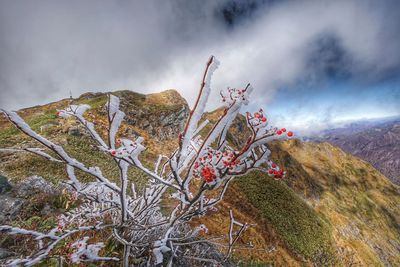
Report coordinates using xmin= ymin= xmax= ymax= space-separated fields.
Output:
xmin=0 ymin=56 xmax=293 ymax=266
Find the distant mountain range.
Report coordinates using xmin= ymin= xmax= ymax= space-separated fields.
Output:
xmin=311 ymin=116 xmax=400 ymax=185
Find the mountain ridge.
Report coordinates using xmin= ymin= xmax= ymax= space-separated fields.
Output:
xmin=312 ymin=117 xmax=400 ymax=185
xmin=0 ymin=89 xmax=399 ymax=266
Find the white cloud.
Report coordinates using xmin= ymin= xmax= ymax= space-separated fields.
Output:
xmin=0 ymin=0 xmax=398 ymax=130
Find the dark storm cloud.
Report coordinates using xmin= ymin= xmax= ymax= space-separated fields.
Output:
xmin=0 ymin=0 xmax=399 ymax=117
xmin=304 ymin=34 xmax=352 ymax=81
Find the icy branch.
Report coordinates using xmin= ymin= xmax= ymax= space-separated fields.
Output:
xmin=179 ymin=56 xmax=219 ymax=161
xmin=0 ymin=56 xmax=293 ymax=266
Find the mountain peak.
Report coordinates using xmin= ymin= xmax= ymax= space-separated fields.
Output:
xmin=145 ymin=89 xmax=187 ymax=106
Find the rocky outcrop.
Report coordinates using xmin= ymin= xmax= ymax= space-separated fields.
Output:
xmin=0 ymin=176 xmax=23 ymax=224
xmin=71 ymin=89 xmax=190 ymax=141
xmin=123 ymin=105 xmax=189 ymax=140
xmin=0 ymin=176 xmax=58 ymax=223
xmin=117 ymin=90 xmax=189 ymax=141
xmin=0 ymin=248 xmax=15 ymax=260
xmin=14 ymin=175 xmax=58 ymax=198
xmin=0 ymin=194 xmax=24 ymax=224
xmin=0 ymin=175 xmax=11 ymax=194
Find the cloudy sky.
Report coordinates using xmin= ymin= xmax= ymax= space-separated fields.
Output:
xmin=1 ymin=0 xmax=399 ymax=134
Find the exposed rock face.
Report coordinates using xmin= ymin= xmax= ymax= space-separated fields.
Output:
xmin=116 ymin=90 xmax=189 ymax=141
xmin=72 ymin=89 xmax=190 ymax=141
xmin=0 ymin=176 xmax=58 ymax=223
xmin=124 ymin=105 xmax=188 ymax=140
xmin=0 ymin=175 xmax=11 ymax=194
xmin=0 ymin=194 xmax=24 ymax=223
xmin=0 ymin=248 xmax=15 ymax=260
xmin=0 ymin=175 xmax=21 ymax=224
xmin=67 ymin=126 xmax=81 ymax=136
xmin=316 ymin=117 xmax=400 ymax=184
xmin=14 ymin=175 xmax=57 ymax=198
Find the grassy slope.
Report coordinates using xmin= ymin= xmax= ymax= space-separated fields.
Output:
xmin=0 ymin=91 xmax=399 ymax=266
xmin=237 ymin=172 xmax=335 ymax=263
xmin=268 ymin=140 xmax=400 ymax=266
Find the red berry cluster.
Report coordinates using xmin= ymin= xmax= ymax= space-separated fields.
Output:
xmin=56 ymin=216 xmax=65 ymax=232
xmin=276 ymin=128 xmax=294 ymax=137
xmin=201 ymin=167 xmax=216 ymax=183
xmin=194 ymin=149 xmax=219 ymax=183
xmin=222 ymin=151 xmax=240 ymax=170
xmin=109 ymin=139 xmax=138 ymax=157
xmin=267 ymin=163 xmax=285 ymax=179
xmin=57 ymin=223 xmax=64 ymax=232
xmin=221 ymin=87 xmax=248 ymax=104
xmin=194 ymin=148 xmax=218 ymax=165
xmin=253 ymin=110 xmax=267 ymax=123
xmin=194 ymin=148 xmax=242 ymax=183
xmin=249 ymin=109 xmax=268 ymax=127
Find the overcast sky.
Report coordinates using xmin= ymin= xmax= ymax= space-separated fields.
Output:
xmin=1 ymin=0 xmax=399 ymax=133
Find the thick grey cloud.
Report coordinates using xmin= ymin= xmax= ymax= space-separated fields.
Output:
xmin=0 ymin=0 xmax=399 ymax=117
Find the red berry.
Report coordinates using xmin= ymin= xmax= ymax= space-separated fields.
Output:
xmin=202 ymin=167 xmax=216 ymax=183
xmin=261 ymin=117 xmax=267 ymax=122
xmin=287 ymin=131 xmax=294 ymax=137
xmin=281 ymin=128 xmax=286 ymax=132
xmin=111 ymin=150 xmax=116 ymax=155
xmin=277 ymin=130 xmax=282 ymax=135
xmin=268 ymin=169 xmax=273 ymax=174
xmin=272 ymin=163 xmax=277 ymax=168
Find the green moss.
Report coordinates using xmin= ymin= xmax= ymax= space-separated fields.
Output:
xmin=237 ymin=171 xmax=336 ymax=262
xmin=12 ymin=216 xmax=57 ymax=232
xmin=114 ymin=90 xmax=146 ymax=106
xmin=76 ymin=95 xmax=107 ymax=109
xmin=36 ymin=258 xmax=59 ymax=267
xmin=28 ymin=111 xmax=58 ymax=131
xmin=4 ymin=154 xmax=64 ymax=183
xmin=0 ymin=110 xmax=58 ymax=147
xmin=0 ymin=126 xmax=19 ymax=146
xmin=2 ymin=129 xmax=152 ymax=189
xmin=238 ymin=260 xmax=273 ymax=267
